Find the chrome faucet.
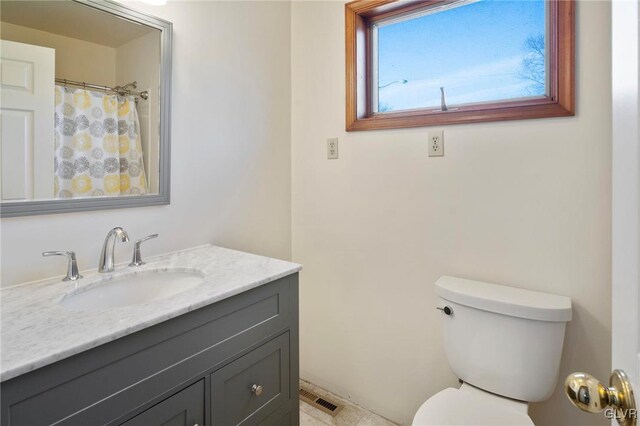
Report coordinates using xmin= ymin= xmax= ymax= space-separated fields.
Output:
xmin=99 ymin=227 xmax=129 ymax=273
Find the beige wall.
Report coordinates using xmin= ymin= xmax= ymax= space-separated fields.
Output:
xmin=291 ymin=1 xmax=612 ymax=425
xmin=1 ymin=1 xmax=292 ymax=286
xmin=0 ymin=2 xmax=614 ymax=425
xmin=116 ymin=31 xmax=161 ymax=193
xmin=1 ymin=22 xmax=116 ymax=85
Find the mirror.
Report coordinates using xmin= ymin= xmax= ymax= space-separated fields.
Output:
xmin=0 ymin=0 xmax=172 ymax=217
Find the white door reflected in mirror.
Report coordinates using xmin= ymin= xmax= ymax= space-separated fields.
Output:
xmin=0 ymin=40 xmax=54 ymax=201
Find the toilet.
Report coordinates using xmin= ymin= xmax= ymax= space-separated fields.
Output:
xmin=413 ymin=276 xmax=572 ymax=425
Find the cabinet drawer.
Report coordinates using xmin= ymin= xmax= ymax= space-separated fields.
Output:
xmin=211 ymin=333 xmax=289 ymax=425
xmin=122 ymin=380 xmax=204 ymax=426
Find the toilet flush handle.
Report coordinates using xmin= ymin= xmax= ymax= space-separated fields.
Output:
xmin=436 ymin=305 xmax=453 ymax=316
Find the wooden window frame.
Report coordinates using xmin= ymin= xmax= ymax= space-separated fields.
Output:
xmin=345 ymin=0 xmax=575 ymax=131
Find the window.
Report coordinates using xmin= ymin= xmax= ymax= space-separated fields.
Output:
xmin=345 ymin=0 xmax=574 ymax=131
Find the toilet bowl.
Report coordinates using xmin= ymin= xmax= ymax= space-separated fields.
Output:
xmin=413 ymin=384 xmax=533 ymax=426
xmin=412 ymin=276 xmax=572 ymax=425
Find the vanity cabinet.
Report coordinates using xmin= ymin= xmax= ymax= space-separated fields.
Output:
xmin=0 ymin=274 xmax=299 ymax=426
xmin=123 ymin=380 xmax=205 ymax=426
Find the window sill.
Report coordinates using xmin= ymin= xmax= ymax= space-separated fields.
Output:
xmin=346 ymin=97 xmax=574 ymax=131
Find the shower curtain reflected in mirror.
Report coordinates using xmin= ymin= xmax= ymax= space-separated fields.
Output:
xmin=53 ymin=85 xmax=147 ymax=198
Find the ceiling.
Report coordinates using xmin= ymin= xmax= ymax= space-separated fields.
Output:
xmin=0 ymin=1 xmax=158 ymax=48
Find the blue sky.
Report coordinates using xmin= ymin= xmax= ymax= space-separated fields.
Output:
xmin=377 ymin=0 xmax=546 ymax=111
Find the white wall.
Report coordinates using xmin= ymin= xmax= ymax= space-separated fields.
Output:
xmin=116 ymin=31 xmax=161 ymax=193
xmin=291 ymin=1 xmax=611 ymax=425
xmin=1 ymin=22 xmax=117 ymax=85
xmin=1 ymin=1 xmax=292 ymax=286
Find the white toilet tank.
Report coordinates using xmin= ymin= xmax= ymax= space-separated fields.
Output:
xmin=436 ymin=276 xmax=572 ymax=403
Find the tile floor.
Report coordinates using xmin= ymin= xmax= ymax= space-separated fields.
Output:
xmin=299 ymin=380 xmax=398 ymax=426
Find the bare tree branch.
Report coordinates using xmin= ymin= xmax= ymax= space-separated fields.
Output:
xmin=519 ymin=34 xmax=546 ymax=94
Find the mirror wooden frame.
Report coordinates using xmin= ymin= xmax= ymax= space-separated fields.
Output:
xmin=0 ymin=0 xmax=172 ymax=217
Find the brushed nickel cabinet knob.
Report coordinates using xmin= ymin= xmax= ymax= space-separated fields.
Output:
xmin=251 ymin=384 xmax=263 ymax=396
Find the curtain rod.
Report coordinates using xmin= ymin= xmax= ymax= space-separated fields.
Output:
xmin=55 ymin=78 xmax=149 ymax=100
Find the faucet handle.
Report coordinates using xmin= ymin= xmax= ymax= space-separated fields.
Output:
xmin=129 ymin=234 xmax=158 ymax=267
xmin=42 ymin=251 xmax=83 ymax=281
xmin=136 ymin=234 xmax=159 ymax=244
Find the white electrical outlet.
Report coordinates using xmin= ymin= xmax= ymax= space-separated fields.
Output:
xmin=428 ymin=130 xmax=444 ymax=157
xmin=327 ymin=138 xmax=339 ymax=159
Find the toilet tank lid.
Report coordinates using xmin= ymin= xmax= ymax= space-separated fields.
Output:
xmin=435 ymin=276 xmax=572 ymax=322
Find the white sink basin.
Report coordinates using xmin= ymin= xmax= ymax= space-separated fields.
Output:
xmin=60 ymin=269 xmax=204 ymax=310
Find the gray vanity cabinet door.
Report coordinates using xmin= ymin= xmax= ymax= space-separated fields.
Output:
xmin=211 ymin=333 xmax=290 ymax=425
xmin=258 ymin=407 xmax=291 ymax=426
xmin=122 ymin=380 xmax=205 ymax=426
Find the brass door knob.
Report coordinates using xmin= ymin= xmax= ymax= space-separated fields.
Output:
xmin=564 ymin=369 xmax=636 ymax=426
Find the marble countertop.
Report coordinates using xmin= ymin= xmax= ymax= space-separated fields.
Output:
xmin=1 ymin=245 xmax=301 ymax=382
